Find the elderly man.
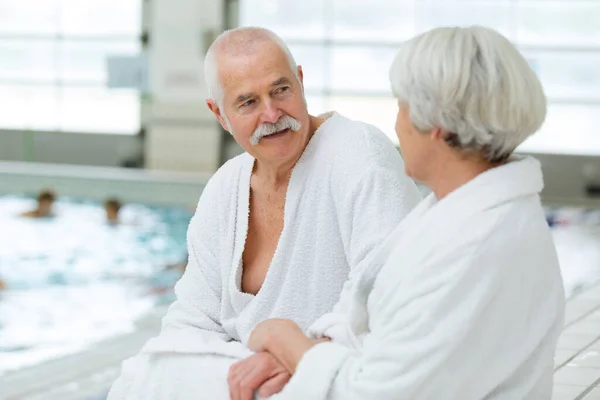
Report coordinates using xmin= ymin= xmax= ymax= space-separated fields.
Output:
xmin=107 ymin=27 xmax=421 ymax=400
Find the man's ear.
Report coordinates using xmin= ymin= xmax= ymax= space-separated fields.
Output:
xmin=297 ymin=65 xmax=306 ymax=98
xmin=206 ymin=99 xmax=230 ymax=132
xmin=297 ymin=65 xmax=304 ymax=85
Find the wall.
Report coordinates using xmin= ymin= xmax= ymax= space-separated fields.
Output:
xmin=0 ymin=161 xmax=209 ymax=207
xmin=0 ymin=0 xmax=227 ymax=174
xmin=143 ymin=0 xmax=226 ymax=173
xmin=0 ymin=130 xmax=141 ymax=167
xmin=529 ymin=152 xmax=600 ymax=207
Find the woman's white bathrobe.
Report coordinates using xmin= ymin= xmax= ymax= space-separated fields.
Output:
xmin=107 ymin=112 xmax=422 ymax=399
xmin=273 ymin=156 xmax=566 ymax=400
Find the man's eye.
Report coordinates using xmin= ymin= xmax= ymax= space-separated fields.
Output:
xmin=241 ymin=100 xmax=255 ymax=107
xmin=275 ymin=87 xmax=289 ymax=94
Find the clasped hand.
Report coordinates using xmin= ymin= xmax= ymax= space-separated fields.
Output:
xmin=228 ymin=318 xmax=328 ymax=400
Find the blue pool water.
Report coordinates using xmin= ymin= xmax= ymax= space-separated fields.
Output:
xmin=0 ymin=194 xmax=192 ymax=375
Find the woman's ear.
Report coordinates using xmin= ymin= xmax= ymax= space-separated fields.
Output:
xmin=430 ymin=126 xmax=443 ymax=141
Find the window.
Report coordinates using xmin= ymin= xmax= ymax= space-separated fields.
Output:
xmin=523 ymin=50 xmax=600 ymax=101
xmin=0 ymin=0 xmax=142 ymax=134
xmin=239 ymin=0 xmax=600 ymax=154
xmin=287 ymin=44 xmax=327 ymax=91
xmin=418 ymin=0 xmax=513 ymax=39
xmin=330 ymin=46 xmax=397 ymax=94
xmin=516 ymin=1 xmax=600 ymax=47
xmin=331 ymin=0 xmax=417 ymax=42
xmin=239 ymin=0 xmax=326 ymax=40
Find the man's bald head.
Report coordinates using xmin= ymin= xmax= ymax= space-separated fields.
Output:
xmin=204 ymin=27 xmax=299 ymax=107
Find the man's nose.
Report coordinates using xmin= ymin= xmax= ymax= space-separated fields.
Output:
xmin=260 ymin=100 xmax=283 ymax=124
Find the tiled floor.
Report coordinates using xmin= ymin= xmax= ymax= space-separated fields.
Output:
xmin=554 ymin=283 xmax=600 ymax=399
xmin=3 ymin=292 xmax=600 ymax=400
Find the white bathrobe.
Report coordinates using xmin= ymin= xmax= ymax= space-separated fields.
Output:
xmin=107 ymin=112 xmax=422 ymax=399
xmin=272 ymin=156 xmax=566 ymax=400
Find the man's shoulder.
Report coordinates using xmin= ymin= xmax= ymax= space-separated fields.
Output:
xmin=196 ymin=152 xmax=249 ymax=207
xmin=208 ymin=152 xmax=250 ymax=186
xmin=327 ymin=113 xmax=395 ymax=147
xmin=320 ymin=112 xmax=403 ymax=172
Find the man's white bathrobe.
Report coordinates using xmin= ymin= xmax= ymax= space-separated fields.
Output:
xmin=107 ymin=112 xmax=422 ymax=399
xmin=273 ymin=156 xmax=566 ymax=400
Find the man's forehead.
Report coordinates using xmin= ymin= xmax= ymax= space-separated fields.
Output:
xmin=220 ymin=63 xmax=294 ymax=99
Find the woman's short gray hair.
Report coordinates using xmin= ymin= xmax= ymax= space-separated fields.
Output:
xmin=390 ymin=26 xmax=547 ymax=162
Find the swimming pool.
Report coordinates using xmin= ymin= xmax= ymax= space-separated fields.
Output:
xmin=0 ymin=194 xmax=191 ymax=376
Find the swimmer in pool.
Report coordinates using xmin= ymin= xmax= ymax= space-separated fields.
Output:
xmin=104 ymin=198 xmax=122 ymax=225
xmin=21 ymin=190 xmax=56 ymax=218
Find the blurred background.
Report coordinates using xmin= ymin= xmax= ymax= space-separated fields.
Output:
xmin=1 ymin=0 xmax=600 ymax=399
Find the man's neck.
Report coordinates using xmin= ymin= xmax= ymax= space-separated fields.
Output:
xmin=254 ymin=159 xmax=295 ymax=191
xmin=253 ymin=114 xmax=326 ymax=190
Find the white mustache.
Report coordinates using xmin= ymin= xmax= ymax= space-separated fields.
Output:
xmin=250 ymin=115 xmax=302 ymax=145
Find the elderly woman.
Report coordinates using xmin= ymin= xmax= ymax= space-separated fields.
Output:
xmin=242 ymin=26 xmax=565 ymax=400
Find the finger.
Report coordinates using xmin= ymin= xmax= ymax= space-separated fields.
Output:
xmin=240 ymin=385 xmax=255 ymax=400
xmin=228 ymin=364 xmax=237 ymax=386
xmin=229 ymin=362 xmax=248 ymax=400
xmin=258 ymin=372 xmax=291 ymax=397
xmin=228 ymin=377 xmax=237 ymax=400
xmin=231 ymin=353 xmax=280 ymax=400
xmin=229 ymin=376 xmax=239 ymax=400
xmin=229 ymin=356 xmax=259 ymax=386
xmin=241 ymin=366 xmax=274 ymax=393
xmin=233 ymin=360 xmax=259 ymax=388
xmin=228 ymin=364 xmax=240 ymax=400
xmin=238 ymin=361 xmax=279 ymax=400
xmin=238 ymin=371 xmax=265 ymax=400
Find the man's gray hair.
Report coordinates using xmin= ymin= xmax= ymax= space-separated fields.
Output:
xmin=390 ymin=26 xmax=547 ymax=162
xmin=204 ymin=26 xmax=299 ymax=108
